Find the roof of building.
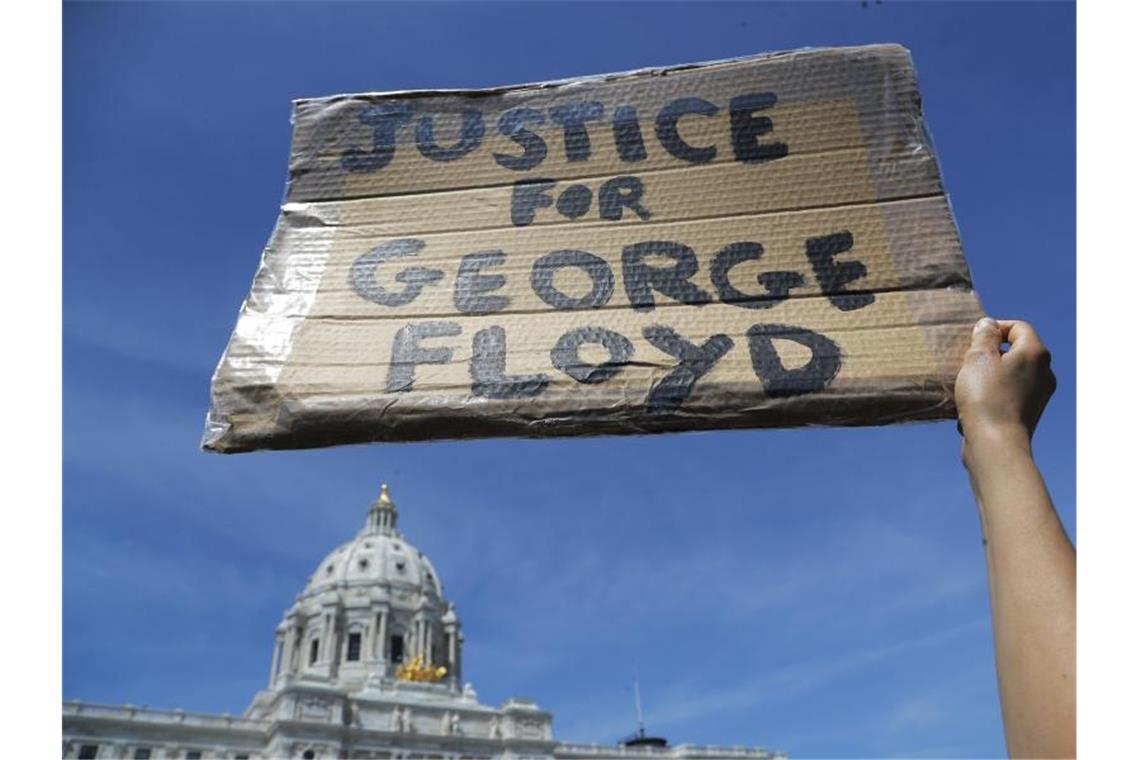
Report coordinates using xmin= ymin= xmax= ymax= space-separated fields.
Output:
xmin=297 ymin=484 xmax=445 ymax=603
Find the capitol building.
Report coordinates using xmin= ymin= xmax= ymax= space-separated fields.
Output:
xmin=63 ymin=485 xmax=786 ymax=760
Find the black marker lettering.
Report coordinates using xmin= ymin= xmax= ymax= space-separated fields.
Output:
xmin=549 ymin=101 xmax=605 ymax=162
xmin=746 ymin=323 xmax=842 ymax=397
xmin=622 ymin=240 xmax=712 ymax=311
xmin=643 ymin=325 xmax=733 ymax=412
xmin=655 ymin=97 xmax=719 ymax=164
xmin=551 ymin=326 xmax=634 ymax=384
xmin=613 ymin=105 xmax=647 ymax=162
xmin=454 ymin=250 xmax=510 ymax=315
xmin=415 ymin=109 xmax=485 ymax=162
xmin=470 ymin=326 xmax=549 ymax=399
xmin=530 ymin=249 xmax=614 ymax=310
xmin=511 ymin=179 xmax=556 ymax=227
xmin=494 ymin=107 xmax=547 ymax=171
xmin=386 ymin=321 xmax=462 ymax=392
xmin=555 ymin=184 xmax=593 ymax=219
xmin=710 ymin=242 xmax=804 ymax=309
xmin=598 ymin=176 xmax=651 ymax=221
xmin=729 ymin=92 xmax=788 ymax=164
xmin=349 ymin=238 xmax=443 ymax=307
xmin=342 ymin=102 xmax=413 ymax=173
xmin=804 ymin=231 xmax=875 ymax=312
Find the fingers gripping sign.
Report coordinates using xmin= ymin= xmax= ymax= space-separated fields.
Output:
xmin=955 ymin=317 xmax=1057 ymax=448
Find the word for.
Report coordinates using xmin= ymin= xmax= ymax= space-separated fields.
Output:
xmin=511 ymin=176 xmax=651 ymax=226
xmin=341 ymin=93 xmax=789 ymax=173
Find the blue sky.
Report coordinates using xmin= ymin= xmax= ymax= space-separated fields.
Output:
xmin=63 ymin=2 xmax=1074 ymax=757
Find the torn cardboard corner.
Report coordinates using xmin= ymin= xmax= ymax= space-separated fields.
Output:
xmin=203 ymin=43 xmax=984 ymax=453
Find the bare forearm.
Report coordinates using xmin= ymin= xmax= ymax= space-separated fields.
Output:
xmin=966 ymin=430 xmax=1076 ymax=759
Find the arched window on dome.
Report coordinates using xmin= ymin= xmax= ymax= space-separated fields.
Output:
xmin=309 ymin=637 xmax=319 ymax=666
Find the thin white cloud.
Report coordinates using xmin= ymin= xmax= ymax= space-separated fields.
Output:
xmin=65 ymin=302 xmax=224 ymax=376
xmin=557 ymin=618 xmax=989 ymax=742
xmin=65 ymin=530 xmax=285 ymax=612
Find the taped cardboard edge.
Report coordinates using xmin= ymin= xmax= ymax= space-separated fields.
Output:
xmin=858 ymin=47 xmax=988 ymax=362
xmin=289 ymin=44 xmax=911 ymax=110
xmin=202 ymin=207 xmax=339 ymax=451
xmin=210 ymin=378 xmax=961 ymax=454
xmin=877 ymin=194 xmax=984 ymax=368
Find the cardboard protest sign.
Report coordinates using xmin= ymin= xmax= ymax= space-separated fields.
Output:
xmin=203 ymin=44 xmax=984 ymax=453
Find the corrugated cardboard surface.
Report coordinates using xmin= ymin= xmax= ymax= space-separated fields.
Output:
xmin=204 ymin=44 xmax=984 ymax=453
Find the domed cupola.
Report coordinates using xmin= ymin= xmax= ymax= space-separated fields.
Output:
xmin=366 ymin=482 xmax=399 ymax=534
xmin=265 ymin=484 xmax=464 ymax=694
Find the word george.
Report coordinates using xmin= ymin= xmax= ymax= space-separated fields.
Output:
xmin=342 ymin=93 xmax=789 ymax=173
xmin=348 ymin=232 xmax=874 ymax=315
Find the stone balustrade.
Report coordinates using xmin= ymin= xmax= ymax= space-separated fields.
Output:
xmin=64 ymin=701 xmax=268 ymax=733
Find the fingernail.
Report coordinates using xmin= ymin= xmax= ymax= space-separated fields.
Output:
xmin=975 ymin=317 xmax=997 ymax=331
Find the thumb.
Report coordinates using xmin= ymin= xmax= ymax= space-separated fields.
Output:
xmin=968 ymin=317 xmax=1002 ymax=356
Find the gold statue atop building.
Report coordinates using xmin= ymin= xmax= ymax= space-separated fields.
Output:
xmin=395 ymin=655 xmax=448 ymax=683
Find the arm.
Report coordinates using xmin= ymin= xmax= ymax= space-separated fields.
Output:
xmin=955 ymin=318 xmax=1075 ymax=759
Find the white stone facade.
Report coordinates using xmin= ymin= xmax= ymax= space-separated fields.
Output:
xmin=62 ymin=485 xmax=786 ymax=760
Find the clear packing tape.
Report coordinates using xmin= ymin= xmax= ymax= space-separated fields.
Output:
xmin=203 ymin=44 xmax=984 ymax=453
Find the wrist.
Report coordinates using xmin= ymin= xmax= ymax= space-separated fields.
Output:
xmin=961 ymin=421 xmax=1034 ymax=471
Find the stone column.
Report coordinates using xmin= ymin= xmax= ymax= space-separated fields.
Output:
xmin=268 ymin=631 xmax=283 ymax=684
xmin=367 ymin=610 xmax=378 ymax=661
xmin=321 ymin=612 xmax=334 ymax=664
xmin=328 ymin=608 xmax=344 ymax=678
xmin=377 ymin=608 xmax=388 ymax=661
xmin=455 ymin=631 xmax=463 ymax=683
xmin=282 ymin=622 xmax=298 ymax=676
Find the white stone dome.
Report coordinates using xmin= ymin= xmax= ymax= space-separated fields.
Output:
xmin=301 ymin=532 xmax=444 ymax=600
xmin=266 ymin=484 xmax=465 ymax=697
xmin=298 ymin=484 xmax=445 ymax=602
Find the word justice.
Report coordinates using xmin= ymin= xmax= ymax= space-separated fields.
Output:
xmin=341 ymin=92 xmax=790 ymax=173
